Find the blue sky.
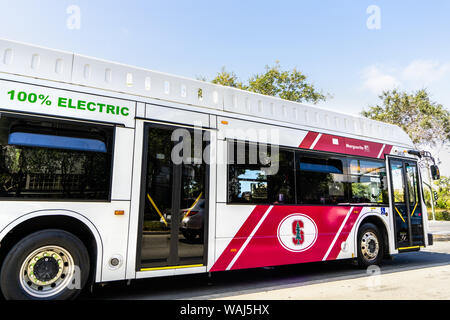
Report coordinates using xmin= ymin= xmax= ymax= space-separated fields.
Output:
xmin=1 ymin=0 xmax=449 ymax=173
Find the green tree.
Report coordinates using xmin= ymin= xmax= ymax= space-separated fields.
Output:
xmin=210 ymin=62 xmax=327 ymax=104
xmin=434 ymin=176 xmax=450 ymax=209
xmin=361 ymin=89 xmax=450 ymax=149
xmin=211 ymin=67 xmax=245 ymax=89
xmin=362 ymin=89 xmax=450 ymax=219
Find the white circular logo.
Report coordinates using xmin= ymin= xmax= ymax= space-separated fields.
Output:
xmin=277 ymin=214 xmax=318 ymax=252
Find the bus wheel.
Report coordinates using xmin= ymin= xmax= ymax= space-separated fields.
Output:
xmin=0 ymin=229 xmax=90 ymax=300
xmin=357 ymin=223 xmax=384 ymax=269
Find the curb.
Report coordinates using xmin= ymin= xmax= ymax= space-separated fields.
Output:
xmin=432 ymin=234 xmax=450 ymax=242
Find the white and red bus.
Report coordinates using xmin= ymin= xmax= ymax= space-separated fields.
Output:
xmin=0 ymin=39 xmax=439 ymax=299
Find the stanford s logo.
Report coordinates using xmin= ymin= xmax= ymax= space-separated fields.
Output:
xmin=292 ymin=220 xmax=304 ymax=245
xmin=278 ymin=214 xmax=318 ymax=252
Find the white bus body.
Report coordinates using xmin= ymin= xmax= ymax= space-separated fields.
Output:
xmin=0 ymin=39 xmax=431 ymax=299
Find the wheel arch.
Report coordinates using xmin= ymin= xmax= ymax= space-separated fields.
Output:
xmin=0 ymin=210 xmax=103 ymax=283
xmin=353 ymin=212 xmax=391 ymax=258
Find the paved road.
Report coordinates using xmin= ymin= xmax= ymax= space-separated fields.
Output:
xmin=219 ymin=264 xmax=450 ymax=300
xmin=82 ymin=241 xmax=450 ymax=300
xmin=428 ymin=220 xmax=450 ymax=235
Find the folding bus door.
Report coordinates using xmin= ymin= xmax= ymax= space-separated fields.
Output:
xmin=137 ymin=123 xmax=209 ymax=270
xmin=388 ymin=157 xmax=425 ymax=250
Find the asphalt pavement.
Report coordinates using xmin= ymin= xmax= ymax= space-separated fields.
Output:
xmin=218 ymin=242 xmax=450 ymax=300
xmin=428 ymin=220 xmax=450 ymax=241
xmin=82 ymin=238 xmax=450 ymax=300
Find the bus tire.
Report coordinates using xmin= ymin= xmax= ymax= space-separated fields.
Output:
xmin=356 ymin=223 xmax=384 ymax=269
xmin=0 ymin=229 xmax=90 ymax=300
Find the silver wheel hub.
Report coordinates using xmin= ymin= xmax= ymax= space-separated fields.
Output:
xmin=20 ymin=246 xmax=75 ymax=298
xmin=361 ymin=231 xmax=379 ymax=261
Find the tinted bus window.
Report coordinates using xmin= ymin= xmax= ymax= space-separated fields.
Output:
xmin=348 ymin=159 xmax=388 ymax=204
xmin=228 ymin=142 xmax=295 ymax=204
xmin=0 ymin=116 xmax=113 ymax=200
xmin=296 ymin=154 xmax=347 ymax=205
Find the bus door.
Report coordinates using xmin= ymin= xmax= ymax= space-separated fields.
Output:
xmin=388 ymin=157 xmax=425 ymax=249
xmin=137 ymin=123 xmax=209 ymax=270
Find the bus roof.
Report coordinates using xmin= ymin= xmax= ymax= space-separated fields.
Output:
xmin=0 ymin=38 xmax=414 ymax=148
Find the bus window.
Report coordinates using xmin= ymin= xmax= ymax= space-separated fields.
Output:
xmin=391 ymin=161 xmax=406 ymax=203
xmin=231 ymin=167 xmax=268 ymax=203
xmin=227 ymin=142 xmax=295 ymax=204
xmin=296 ymin=154 xmax=346 ymax=205
xmin=0 ymin=116 xmax=112 ymax=200
xmin=347 ymin=159 xmax=388 ymax=204
xmin=406 ymin=163 xmax=419 ymax=205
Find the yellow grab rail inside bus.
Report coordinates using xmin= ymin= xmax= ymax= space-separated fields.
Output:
xmin=394 ymin=206 xmax=406 ymax=223
xmin=147 ymin=193 xmax=168 ymax=227
xmin=411 ymin=202 xmax=418 ymax=217
xmin=394 ymin=201 xmax=419 ymax=221
xmin=183 ymin=192 xmax=203 ymax=219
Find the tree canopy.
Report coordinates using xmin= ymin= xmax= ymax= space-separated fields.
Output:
xmin=434 ymin=176 xmax=450 ymax=210
xmin=210 ymin=63 xmax=327 ymax=104
xmin=361 ymin=89 xmax=450 ymax=149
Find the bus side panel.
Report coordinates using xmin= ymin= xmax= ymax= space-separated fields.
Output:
xmin=211 ymin=205 xmax=364 ymax=272
xmin=0 ymin=127 xmax=135 ymax=283
xmin=0 ymin=203 xmax=129 ymax=283
xmin=125 ymin=120 xmax=144 ymax=279
xmin=101 ymin=126 xmax=135 ymax=281
xmin=0 ymin=79 xmax=136 ymax=128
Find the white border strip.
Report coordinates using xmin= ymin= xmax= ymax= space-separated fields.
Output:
xmin=309 ymin=133 xmax=322 ymax=149
xmin=377 ymin=144 xmax=386 ymax=159
xmin=322 ymin=206 xmax=354 ymax=261
xmin=226 ymin=205 xmax=274 ymax=270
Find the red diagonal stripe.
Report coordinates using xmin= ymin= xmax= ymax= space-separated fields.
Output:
xmin=326 ymin=206 xmax=362 ymax=260
xmin=299 ymin=131 xmax=319 ymax=149
xmin=382 ymin=145 xmax=393 ymax=159
xmin=210 ymin=205 xmax=270 ymax=272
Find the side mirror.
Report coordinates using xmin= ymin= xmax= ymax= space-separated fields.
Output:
xmin=430 ymin=165 xmax=440 ymax=180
